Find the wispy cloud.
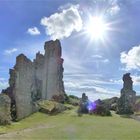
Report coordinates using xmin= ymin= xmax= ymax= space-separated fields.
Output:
xmin=120 ymin=45 xmax=140 ymax=70
xmin=109 ymin=79 xmax=122 ymax=85
xmin=86 ymin=55 xmax=110 ymax=64
xmin=27 ymin=27 xmax=41 ymax=35
xmin=86 ymin=0 xmax=120 ymax=16
xmin=107 ymin=0 xmax=120 ymax=16
xmin=40 ymin=4 xmax=82 ymax=40
xmin=4 ymin=48 xmax=18 ymax=55
xmin=103 ymin=59 xmax=110 ymax=63
xmin=91 ymin=55 xmax=103 ymax=59
xmin=63 ymin=46 xmax=114 ymax=100
xmin=64 ymin=73 xmax=120 ymax=101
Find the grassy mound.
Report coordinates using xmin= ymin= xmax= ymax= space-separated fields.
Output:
xmin=0 ymin=107 xmax=140 ymax=140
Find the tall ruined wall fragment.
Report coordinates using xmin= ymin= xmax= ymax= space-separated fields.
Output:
xmin=3 ymin=40 xmax=65 ymax=120
xmin=117 ymin=73 xmax=136 ymax=114
xmin=42 ymin=40 xmax=65 ymax=99
xmin=14 ymin=54 xmax=35 ymax=120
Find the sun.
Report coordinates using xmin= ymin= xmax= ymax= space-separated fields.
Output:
xmin=86 ymin=16 xmax=109 ymax=40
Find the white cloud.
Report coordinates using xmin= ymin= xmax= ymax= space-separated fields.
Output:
xmin=120 ymin=45 xmax=140 ymax=70
xmin=131 ymin=75 xmax=140 ymax=86
xmin=40 ymin=5 xmax=83 ymax=40
xmin=4 ymin=48 xmax=18 ymax=55
xmin=0 ymin=78 xmax=8 ymax=93
xmin=90 ymin=0 xmax=120 ymax=15
xmin=58 ymin=3 xmax=74 ymax=11
xmin=96 ymin=0 xmax=120 ymax=16
xmin=27 ymin=27 xmax=41 ymax=35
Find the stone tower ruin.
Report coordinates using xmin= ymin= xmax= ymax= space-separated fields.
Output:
xmin=3 ymin=40 xmax=65 ymax=120
xmin=117 ymin=73 xmax=136 ymax=114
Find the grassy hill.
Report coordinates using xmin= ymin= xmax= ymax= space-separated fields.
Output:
xmin=0 ymin=107 xmax=140 ymax=140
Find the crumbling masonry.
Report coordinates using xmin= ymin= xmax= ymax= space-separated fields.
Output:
xmin=3 ymin=40 xmax=65 ymax=120
xmin=117 ymin=73 xmax=136 ymax=114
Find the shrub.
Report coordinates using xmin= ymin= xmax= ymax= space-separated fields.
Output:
xmin=64 ymin=93 xmax=69 ymax=103
xmin=92 ymin=105 xmax=111 ymax=116
xmin=68 ymin=98 xmax=79 ymax=106
xmin=64 ymin=94 xmax=80 ymax=106
xmin=69 ymin=95 xmax=79 ymax=100
xmin=87 ymin=99 xmax=111 ymax=116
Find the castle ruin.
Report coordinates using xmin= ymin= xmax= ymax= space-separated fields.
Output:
xmin=3 ymin=40 xmax=65 ymax=120
xmin=117 ymin=73 xmax=136 ymax=114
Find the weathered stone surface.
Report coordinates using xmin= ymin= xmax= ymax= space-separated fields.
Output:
xmin=117 ymin=73 xmax=136 ymax=114
xmin=0 ymin=94 xmax=11 ymax=125
xmin=42 ymin=40 xmax=65 ymax=99
xmin=2 ymin=69 xmax=16 ymax=120
xmin=37 ymin=100 xmax=66 ymax=114
xmin=3 ymin=40 xmax=65 ymax=120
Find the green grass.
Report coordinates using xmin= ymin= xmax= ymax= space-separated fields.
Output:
xmin=0 ymin=107 xmax=140 ymax=140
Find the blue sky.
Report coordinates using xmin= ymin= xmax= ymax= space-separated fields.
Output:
xmin=1 ymin=0 xmax=140 ymax=100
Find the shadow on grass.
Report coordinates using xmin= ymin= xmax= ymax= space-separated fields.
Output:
xmin=120 ymin=114 xmax=131 ymax=119
xmin=0 ymin=133 xmax=6 ymax=135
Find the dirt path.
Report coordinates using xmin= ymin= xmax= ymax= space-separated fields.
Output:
xmin=130 ymin=115 xmax=140 ymax=122
xmin=0 ymin=124 xmax=55 ymax=139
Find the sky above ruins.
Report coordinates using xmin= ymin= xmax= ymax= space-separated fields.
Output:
xmin=1 ymin=0 xmax=140 ymax=100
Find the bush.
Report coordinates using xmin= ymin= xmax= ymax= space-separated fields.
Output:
xmin=64 ymin=94 xmax=80 ymax=106
xmin=64 ymin=93 xmax=69 ymax=103
xmin=87 ymin=99 xmax=111 ymax=116
xmin=92 ymin=105 xmax=111 ymax=116
xmin=69 ymin=95 xmax=79 ymax=100
xmin=68 ymin=98 xmax=79 ymax=106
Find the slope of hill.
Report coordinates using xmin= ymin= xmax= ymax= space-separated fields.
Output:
xmin=0 ymin=107 xmax=140 ymax=140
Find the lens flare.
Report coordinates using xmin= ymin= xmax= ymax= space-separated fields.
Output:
xmin=87 ymin=101 xmax=97 ymax=111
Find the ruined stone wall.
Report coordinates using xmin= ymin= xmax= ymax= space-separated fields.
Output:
xmin=42 ymin=40 xmax=64 ymax=99
xmin=0 ymin=94 xmax=11 ymax=125
xmin=117 ymin=73 xmax=136 ymax=114
xmin=4 ymin=40 xmax=65 ymax=120
xmin=33 ymin=52 xmax=44 ymax=100
xmin=14 ymin=54 xmax=35 ymax=120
